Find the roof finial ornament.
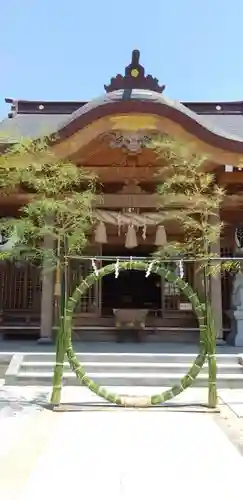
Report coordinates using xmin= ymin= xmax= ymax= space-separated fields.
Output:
xmin=132 ymin=49 xmax=140 ymax=64
xmin=104 ymin=49 xmax=165 ymax=94
xmin=125 ymin=49 xmax=144 ymax=79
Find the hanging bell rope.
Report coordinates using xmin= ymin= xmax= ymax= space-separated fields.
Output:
xmin=95 ymin=209 xmax=165 ymax=227
xmin=54 ymin=265 xmax=61 ymax=297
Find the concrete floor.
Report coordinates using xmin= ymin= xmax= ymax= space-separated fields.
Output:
xmin=0 ymin=342 xmax=243 ymax=499
xmin=0 ymin=406 xmax=242 ymax=500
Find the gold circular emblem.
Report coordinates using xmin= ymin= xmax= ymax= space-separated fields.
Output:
xmin=131 ymin=68 xmax=139 ymax=78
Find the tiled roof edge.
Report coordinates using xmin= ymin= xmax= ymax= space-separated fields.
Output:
xmin=4 ymin=97 xmax=243 ymax=117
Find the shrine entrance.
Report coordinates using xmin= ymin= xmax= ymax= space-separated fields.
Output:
xmin=99 ymin=245 xmax=197 ymax=333
xmin=101 ymin=246 xmax=161 ymax=316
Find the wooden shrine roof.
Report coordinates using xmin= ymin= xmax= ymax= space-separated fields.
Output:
xmin=1 ymin=50 xmax=243 ymax=154
xmin=2 ymin=93 xmax=243 ymax=151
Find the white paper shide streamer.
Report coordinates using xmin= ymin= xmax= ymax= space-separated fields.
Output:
xmin=178 ymin=260 xmax=184 ymax=278
xmin=91 ymin=259 xmax=99 ymax=276
xmin=146 ymin=261 xmax=154 ymax=278
xmin=115 ymin=259 xmax=119 ymax=278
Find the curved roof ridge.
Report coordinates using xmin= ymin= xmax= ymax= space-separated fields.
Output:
xmin=56 ymin=89 xmax=243 ymax=145
xmin=161 ymin=95 xmax=243 ymax=142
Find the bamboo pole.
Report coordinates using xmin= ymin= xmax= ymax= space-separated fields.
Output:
xmin=50 ymin=238 xmax=67 ymax=406
xmin=64 ymin=261 xmax=208 ymax=407
xmin=204 ymin=265 xmax=217 ymax=408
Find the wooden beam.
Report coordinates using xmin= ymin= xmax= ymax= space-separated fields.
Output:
xmin=97 ymin=193 xmax=159 ymax=208
xmin=84 ymin=165 xmax=159 ymax=182
xmin=218 ymin=171 xmax=243 ymax=185
xmin=1 ymin=191 xmax=243 ymax=212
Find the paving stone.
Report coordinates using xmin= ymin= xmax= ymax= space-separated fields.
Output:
xmin=15 ymin=411 xmax=243 ymax=500
xmin=0 ymin=385 xmax=243 ymax=499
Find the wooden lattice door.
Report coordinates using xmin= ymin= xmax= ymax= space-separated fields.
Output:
xmin=0 ymin=261 xmax=42 ymax=323
xmin=68 ymin=252 xmax=100 ymax=317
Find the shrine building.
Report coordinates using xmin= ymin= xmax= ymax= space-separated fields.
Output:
xmin=0 ymin=50 xmax=243 ymax=344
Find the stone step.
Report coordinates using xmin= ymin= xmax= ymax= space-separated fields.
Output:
xmin=11 ymin=371 xmax=243 ymax=388
xmin=1 ymin=327 xmax=199 ymax=342
xmin=20 ymin=361 xmax=242 ymax=375
xmin=5 ymin=351 xmax=242 ymax=389
xmin=23 ymin=352 xmax=239 ymax=364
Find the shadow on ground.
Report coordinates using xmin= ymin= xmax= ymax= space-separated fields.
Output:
xmin=0 ymin=390 xmax=49 ymax=418
xmin=44 ymin=400 xmax=221 ymax=413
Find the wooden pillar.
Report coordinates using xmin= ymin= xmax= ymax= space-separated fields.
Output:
xmin=95 ymin=244 xmax=103 ymax=317
xmin=210 ymin=213 xmax=223 ymax=341
xmin=0 ymin=262 xmax=5 ymax=325
xmin=38 ymin=234 xmax=55 ymax=343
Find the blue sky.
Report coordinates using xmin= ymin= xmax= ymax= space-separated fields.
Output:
xmin=1 ymin=0 xmax=243 ymax=118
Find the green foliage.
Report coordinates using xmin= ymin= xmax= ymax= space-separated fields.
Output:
xmin=152 ymin=136 xmax=235 ymax=273
xmin=152 ymin=137 xmax=222 ymax=407
xmin=0 ymin=137 xmax=97 ymax=265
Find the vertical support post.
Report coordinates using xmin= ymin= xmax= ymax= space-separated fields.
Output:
xmin=201 ymin=261 xmax=217 ymax=408
xmin=0 ymin=262 xmax=5 ymax=329
xmin=97 ymin=244 xmax=102 ymax=316
xmin=38 ymin=233 xmax=54 ymax=343
xmin=160 ymin=275 xmax=164 ymax=319
xmin=206 ymin=212 xmax=221 ymax=408
xmin=210 ymin=213 xmax=223 ymax=341
xmin=50 ymin=237 xmax=67 ymax=407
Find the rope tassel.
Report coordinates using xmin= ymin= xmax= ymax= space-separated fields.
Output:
xmin=154 ymin=225 xmax=167 ymax=246
xmin=125 ymin=225 xmax=138 ymax=249
xmin=94 ymin=221 xmax=107 ymax=244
